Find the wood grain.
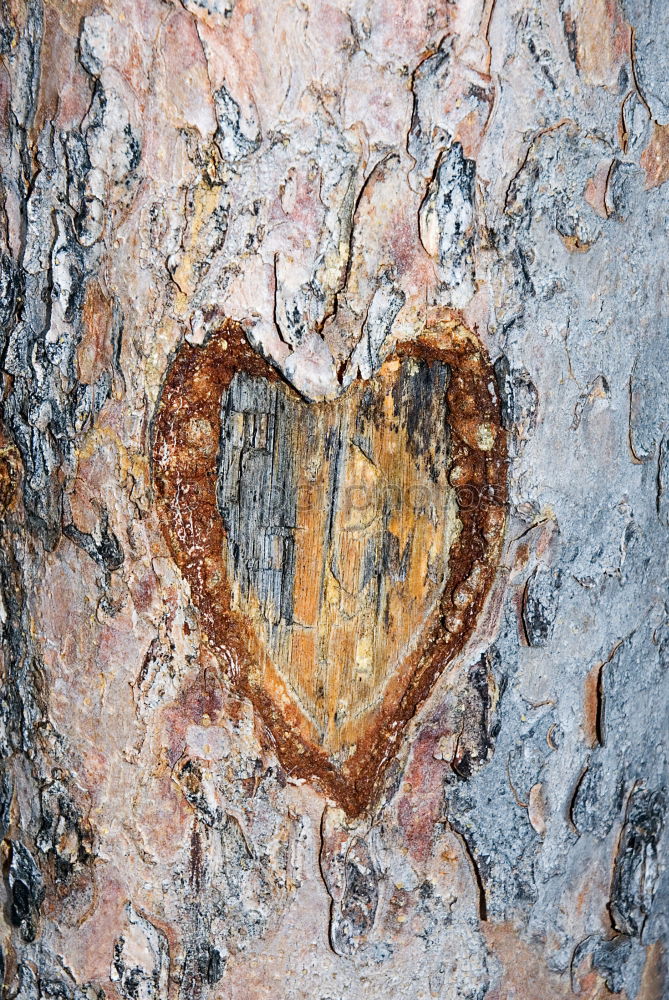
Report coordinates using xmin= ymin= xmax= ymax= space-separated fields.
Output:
xmin=217 ymin=357 xmax=456 ymax=759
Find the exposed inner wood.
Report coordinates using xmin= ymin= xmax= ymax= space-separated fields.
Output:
xmin=217 ymin=358 xmax=458 ymax=759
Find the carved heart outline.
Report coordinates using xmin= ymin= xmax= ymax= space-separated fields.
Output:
xmin=151 ymin=313 xmax=507 ymax=816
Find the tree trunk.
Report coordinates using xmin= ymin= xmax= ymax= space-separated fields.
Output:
xmin=1 ymin=0 xmax=667 ymax=997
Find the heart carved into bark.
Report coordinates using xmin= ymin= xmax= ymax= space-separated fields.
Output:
xmin=152 ymin=315 xmax=506 ymax=815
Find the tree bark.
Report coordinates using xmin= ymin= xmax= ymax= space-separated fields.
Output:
xmin=1 ymin=0 xmax=668 ymax=998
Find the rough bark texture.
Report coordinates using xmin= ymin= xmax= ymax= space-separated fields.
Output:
xmin=0 ymin=0 xmax=668 ymax=998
